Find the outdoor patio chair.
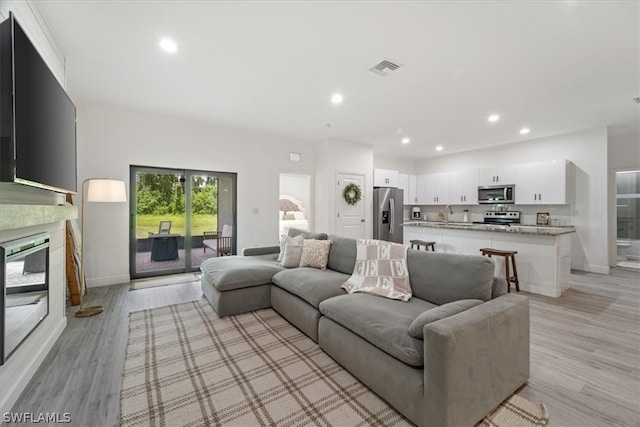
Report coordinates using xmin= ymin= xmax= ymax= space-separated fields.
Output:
xmin=158 ymin=220 xmax=171 ymax=234
xmin=203 ymin=224 xmax=232 ymax=256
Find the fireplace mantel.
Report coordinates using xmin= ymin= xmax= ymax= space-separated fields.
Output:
xmin=0 ymin=204 xmax=78 ymax=231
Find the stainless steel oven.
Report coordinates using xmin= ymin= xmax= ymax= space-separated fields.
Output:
xmin=478 ymin=184 xmax=515 ymax=204
xmin=0 ymin=233 xmax=50 ymax=364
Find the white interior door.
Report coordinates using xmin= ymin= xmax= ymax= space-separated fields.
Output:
xmin=337 ymin=173 xmax=365 ymax=239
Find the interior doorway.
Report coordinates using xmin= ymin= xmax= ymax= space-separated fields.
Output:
xmin=129 ymin=166 xmax=237 ymax=279
xmin=279 ymin=173 xmax=311 ymax=237
xmin=616 ymin=170 xmax=640 ymax=269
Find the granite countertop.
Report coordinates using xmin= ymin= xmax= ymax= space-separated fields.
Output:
xmin=401 ymin=221 xmax=576 ymax=236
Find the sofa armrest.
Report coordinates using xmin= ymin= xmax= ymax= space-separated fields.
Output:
xmin=242 ymin=246 xmax=280 ymax=256
xmin=492 ymin=276 xmax=508 ymax=298
xmin=423 ymin=293 xmax=529 ymax=427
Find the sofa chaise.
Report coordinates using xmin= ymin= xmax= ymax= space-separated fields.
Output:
xmin=200 ymin=230 xmax=530 ymax=426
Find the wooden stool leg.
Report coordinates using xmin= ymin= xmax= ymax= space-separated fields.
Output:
xmin=504 ymin=255 xmax=511 ymax=293
xmin=511 ymin=254 xmax=520 ymax=291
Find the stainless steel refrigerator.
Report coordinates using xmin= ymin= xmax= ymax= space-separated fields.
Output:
xmin=373 ymin=187 xmax=404 ymax=243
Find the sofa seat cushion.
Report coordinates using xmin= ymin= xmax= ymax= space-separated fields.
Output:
xmin=200 ymin=256 xmax=284 ymax=291
xmin=272 ymin=268 xmax=349 ymax=308
xmin=319 ymin=294 xmax=437 ymax=367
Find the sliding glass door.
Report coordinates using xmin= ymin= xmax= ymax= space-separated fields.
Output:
xmin=130 ymin=166 xmax=237 ymax=279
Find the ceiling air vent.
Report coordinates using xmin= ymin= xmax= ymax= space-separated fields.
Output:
xmin=369 ymin=59 xmax=402 ymax=77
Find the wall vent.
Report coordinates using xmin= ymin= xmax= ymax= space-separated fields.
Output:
xmin=369 ymin=59 xmax=402 ymax=77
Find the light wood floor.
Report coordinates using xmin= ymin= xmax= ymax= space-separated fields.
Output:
xmin=9 ymin=268 xmax=640 ymax=427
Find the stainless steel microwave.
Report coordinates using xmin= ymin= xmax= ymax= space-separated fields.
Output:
xmin=478 ymin=185 xmax=515 ymax=204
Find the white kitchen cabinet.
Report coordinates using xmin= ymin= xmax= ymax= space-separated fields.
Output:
xmin=515 ymin=160 xmax=567 ymax=204
xmin=449 ymin=169 xmax=478 ymax=205
xmin=398 ymin=173 xmax=409 ymax=204
xmin=399 ymin=174 xmax=418 ymax=204
xmin=415 ymin=174 xmax=428 ymax=204
xmin=425 ymin=172 xmax=450 ymax=205
xmin=374 ymin=168 xmax=399 ymax=187
xmin=478 ymin=165 xmax=516 ymax=186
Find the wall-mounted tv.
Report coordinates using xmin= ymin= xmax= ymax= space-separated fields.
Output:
xmin=0 ymin=13 xmax=77 ymax=194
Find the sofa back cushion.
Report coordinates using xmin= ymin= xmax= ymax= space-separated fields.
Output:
xmin=407 ymin=250 xmax=494 ymax=304
xmin=327 ymin=234 xmax=357 ymax=274
xmin=288 ymin=228 xmax=328 ymax=240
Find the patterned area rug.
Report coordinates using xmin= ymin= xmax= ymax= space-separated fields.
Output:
xmin=121 ymin=300 xmax=548 ymax=427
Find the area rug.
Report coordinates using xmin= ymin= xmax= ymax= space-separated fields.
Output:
xmin=121 ymin=300 xmax=548 ymax=427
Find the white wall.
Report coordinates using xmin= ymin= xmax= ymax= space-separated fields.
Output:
xmin=0 ymin=1 xmax=69 ymax=415
xmin=416 ymin=127 xmax=610 ymax=273
xmin=314 ymin=139 xmax=374 ymax=237
xmin=76 ymin=104 xmax=315 ymax=286
xmin=373 ymin=154 xmax=417 ymax=175
xmin=607 ymin=129 xmax=640 ymax=265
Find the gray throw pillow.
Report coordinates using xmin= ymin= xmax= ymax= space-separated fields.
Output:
xmin=287 ymin=228 xmax=328 ymax=240
xmin=408 ymin=299 xmax=483 ymax=339
xmin=280 ymin=234 xmax=304 ymax=268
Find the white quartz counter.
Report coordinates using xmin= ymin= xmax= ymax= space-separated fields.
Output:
xmin=402 ymin=221 xmax=575 ymax=236
xmin=403 ymin=222 xmax=573 ymax=297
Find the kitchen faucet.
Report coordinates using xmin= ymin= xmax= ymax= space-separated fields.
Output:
xmin=445 ymin=204 xmax=453 ymax=225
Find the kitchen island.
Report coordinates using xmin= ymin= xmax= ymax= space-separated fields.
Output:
xmin=403 ymin=221 xmax=575 ymax=297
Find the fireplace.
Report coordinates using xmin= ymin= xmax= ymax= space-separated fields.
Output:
xmin=0 ymin=233 xmax=50 ymax=364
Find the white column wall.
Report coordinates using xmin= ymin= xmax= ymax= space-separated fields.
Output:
xmin=0 ymin=1 xmax=70 ymax=415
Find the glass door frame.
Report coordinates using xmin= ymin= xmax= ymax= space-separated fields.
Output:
xmin=129 ymin=165 xmax=237 ymax=280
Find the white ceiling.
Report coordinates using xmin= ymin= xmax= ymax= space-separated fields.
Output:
xmin=36 ymin=0 xmax=639 ymax=158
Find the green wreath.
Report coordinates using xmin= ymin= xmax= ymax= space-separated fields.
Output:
xmin=343 ymin=183 xmax=362 ymax=206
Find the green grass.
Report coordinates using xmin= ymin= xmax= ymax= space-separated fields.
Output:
xmin=136 ymin=214 xmax=217 ymax=238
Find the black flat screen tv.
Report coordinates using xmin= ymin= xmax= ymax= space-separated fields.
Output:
xmin=0 ymin=13 xmax=77 ymax=194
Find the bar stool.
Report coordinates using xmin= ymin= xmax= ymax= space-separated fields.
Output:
xmin=410 ymin=240 xmax=436 ymax=251
xmin=479 ymin=248 xmax=520 ymax=292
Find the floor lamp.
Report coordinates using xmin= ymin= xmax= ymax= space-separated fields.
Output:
xmin=76 ymin=178 xmax=127 ymax=318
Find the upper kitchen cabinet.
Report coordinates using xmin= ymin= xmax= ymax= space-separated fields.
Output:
xmin=398 ymin=173 xmax=417 ymax=204
xmin=478 ymin=165 xmax=516 ymax=186
xmin=425 ymin=172 xmax=450 ymax=205
xmin=415 ymin=174 xmax=428 ymax=204
xmin=449 ymin=169 xmax=478 ymax=205
xmin=374 ymin=168 xmax=399 ymax=187
xmin=515 ymin=160 xmax=569 ymax=204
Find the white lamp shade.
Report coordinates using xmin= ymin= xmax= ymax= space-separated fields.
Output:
xmin=86 ymin=179 xmax=127 ymax=203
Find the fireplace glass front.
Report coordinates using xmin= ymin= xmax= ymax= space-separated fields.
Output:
xmin=0 ymin=233 xmax=50 ymax=364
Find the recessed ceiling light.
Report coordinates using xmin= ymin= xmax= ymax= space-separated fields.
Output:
xmin=436 ymin=145 xmax=443 ymax=151
xmin=401 ymin=137 xmax=410 ymax=144
xmin=159 ymin=38 xmax=178 ymax=53
xmin=331 ymin=93 xmax=343 ymax=104
xmin=519 ymin=128 xmax=530 ymax=135
xmin=488 ymin=114 xmax=500 ymax=123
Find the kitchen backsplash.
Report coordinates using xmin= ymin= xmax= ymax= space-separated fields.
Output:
xmin=403 ymin=204 xmax=572 ymax=226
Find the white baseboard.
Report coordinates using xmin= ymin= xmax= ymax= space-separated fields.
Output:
xmin=573 ymin=264 xmax=611 ymax=275
xmin=519 ymin=282 xmax=562 ymax=298
xmin=86 ymin=274 xmax=130 ymax=288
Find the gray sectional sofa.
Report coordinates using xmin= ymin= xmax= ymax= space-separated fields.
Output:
xmin=200 ymin=229 xmax=530 ymax=427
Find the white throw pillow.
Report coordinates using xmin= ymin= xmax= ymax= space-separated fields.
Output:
xmin=280 ymin=234 xmax=304 ymax=268
xmin=292 ymin=211 xmax=305 ymax=220
xmin=342 ymin=239 xmax=412 ymax=301
xmin=299 ymin=239 xmax=332 ymax=270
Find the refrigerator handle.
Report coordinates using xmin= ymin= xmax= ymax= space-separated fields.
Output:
xmin=389 ymin=198 xmax=395 ymax=234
